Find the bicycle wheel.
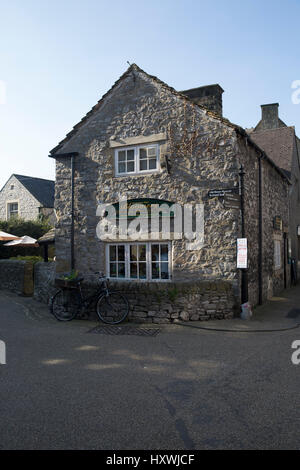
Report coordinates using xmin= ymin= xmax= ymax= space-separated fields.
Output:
xmin=96 ymin=291 xmax=129 ymax=324
xmin=50 ymin=289 xmax=81 ymax=321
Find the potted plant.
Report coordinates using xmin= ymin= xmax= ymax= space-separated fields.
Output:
xmin=55 ymin=270 xmax=80 ymax=289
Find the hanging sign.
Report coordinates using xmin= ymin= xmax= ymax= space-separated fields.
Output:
xmin=273 ymin=216 xmax=282 ymax=231
xmin=237 ymin=238 xmax=248 ymax=269
xmin=224 ymin=193 xmax=240 ymax=209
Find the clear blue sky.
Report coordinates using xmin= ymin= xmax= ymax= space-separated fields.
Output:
xmin=1 ymin=0 xmax=299 ymax=188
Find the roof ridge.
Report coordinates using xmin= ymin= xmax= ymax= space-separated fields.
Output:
xmin=50 ymin=63 xmax=241 ymax=155
xmin=251 ymin=126 xmax=295 ymax=134
xmin=13 ymin=174 xmax=55 ymax=183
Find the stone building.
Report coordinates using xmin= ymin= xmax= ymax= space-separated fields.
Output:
xmin=0 ymin=174 xmax=55 ymax=224
xmin=50 ymin=64 xmax=290 ymax=322
xmin=248 ymin=103 xmax=300 ymax=280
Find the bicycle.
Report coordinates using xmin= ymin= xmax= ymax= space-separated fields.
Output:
xmin=50 ymin=272 xmax=129 ymax=324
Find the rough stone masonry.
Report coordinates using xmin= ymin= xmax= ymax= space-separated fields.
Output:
xmin=49 ymin=64 xmax=290 ymax=322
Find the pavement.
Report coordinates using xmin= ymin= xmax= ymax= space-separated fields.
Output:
xmin=0 ymin=286 xmax=300 ymax=449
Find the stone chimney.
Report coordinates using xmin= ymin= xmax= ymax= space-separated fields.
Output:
xmin=180 ymin=84 xmax=224 ymax=116
xmin=260 ymin=103 xmax=279 ymax=130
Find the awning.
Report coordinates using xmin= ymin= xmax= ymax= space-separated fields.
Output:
xmin=0 ymin=231 xmax=20 ymax=241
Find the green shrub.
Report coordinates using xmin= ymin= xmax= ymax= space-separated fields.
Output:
xmin=10 ymin=256 xmax=44 ymax=264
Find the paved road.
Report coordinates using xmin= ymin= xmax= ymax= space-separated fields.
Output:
xmin=0 ymin=290 xmax=299 ymax=450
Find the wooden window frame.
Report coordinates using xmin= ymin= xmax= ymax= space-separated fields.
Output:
xmin=106 ymin=241 xmax=172 ymax=282
xmin=114 ymin=144 xmax=160 ymax=176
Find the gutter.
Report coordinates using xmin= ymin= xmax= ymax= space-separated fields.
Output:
xmin=258 ymin=155 xmax=263 ymax=305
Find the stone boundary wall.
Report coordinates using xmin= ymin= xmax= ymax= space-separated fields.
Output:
xmin=33 ymin=262 xmax=56 ymax=304
xmin=0 ymin=260 xmax=34 ymax=295
xmin=32 ymin=263 xmax=237 ymax=322
xmin=81 ymin=279 xmax=237 ymax=323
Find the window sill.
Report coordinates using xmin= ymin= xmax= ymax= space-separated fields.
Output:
xmin=114 ymin=170 xmax=161 ymax=178
xmin=107 ymin=277 xmax=171 ymax=283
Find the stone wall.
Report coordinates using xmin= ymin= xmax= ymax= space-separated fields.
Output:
xmin=110 ymin=279 xmax=237 ymax=323
xmin=51 ymin=65 xmax=291 ymax=319
xmin=237 ymin=135 xmax=290 ymax=304
xmin=33 ymin=262 xmax=56 ymax=304
xmin=0 ymin=175 xmax=40 ymax=221
xmin=0 ymin=260 xmax=34 ymax=295
xmin=288 ymin=136 xmax=300 ymax=264
xmin=53 ymin=67 xmax=241 ymax=321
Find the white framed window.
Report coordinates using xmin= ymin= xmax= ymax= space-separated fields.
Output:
xmin=7 ymin=202 xmax=18 ymax=219
xmin=106 ymin=242 xmax=171 ymax=281
xmin=274 ymin=239 xmax=281 ymax=269
xmin=115 ymin=144 xmax=160 ymax=176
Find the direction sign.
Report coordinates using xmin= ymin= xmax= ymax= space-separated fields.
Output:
xmin=208 ymin=188 xmax=239 ymax=198
xmin=224 ymin=193 xmax=240 ymax=209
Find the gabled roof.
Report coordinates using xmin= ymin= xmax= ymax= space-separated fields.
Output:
xmin=248 ymin=127 xmax=296 ymax=174
xmin=13 ymin=174 xmax=55 ymax=207
xmin=49 ymin=64 xmax=290 ymax=184
xmin=50 ymin=63 xmax=239 ymax=155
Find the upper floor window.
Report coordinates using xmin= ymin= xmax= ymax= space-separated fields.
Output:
xmin=7 ymin=202 xmax=18 ymax=219
xmin=115 ymin=144 xmax=159 ymax=176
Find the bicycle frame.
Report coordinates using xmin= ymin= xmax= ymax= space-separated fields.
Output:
xmin=76 ymin=279 xmax=109 ymax=311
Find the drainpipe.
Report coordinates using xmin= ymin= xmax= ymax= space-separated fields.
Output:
xmin=258 ymin=156 xmax=263 ymax=305
xmin=70 ymin=154 xmax=75 ymax=271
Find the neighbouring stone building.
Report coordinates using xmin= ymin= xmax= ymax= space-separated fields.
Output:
xmin=49 ymin=64 xmax=290 ymax=322
xmin=0 ymin=174 xmax=55 ymax=224
xmin=248 ymin=103 xmax=300 ymax=280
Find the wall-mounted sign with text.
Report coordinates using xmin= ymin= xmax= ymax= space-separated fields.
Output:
xmin=273 ymin=216 xmax=283 ymax=231
xmin=237 ymin=238 xmax=248 ymax=269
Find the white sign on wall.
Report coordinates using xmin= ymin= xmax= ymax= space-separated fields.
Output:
xmin=237 ymin=238 xmax=248 ymax=269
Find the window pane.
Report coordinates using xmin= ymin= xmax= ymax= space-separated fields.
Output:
xmin=118 ymin=263 xmax=125 ymax=278
xmin=139 ymin=263 xmax=147 ymax=279
xmin=138 ymin=245 xmax=146 ymax=261
xmin=118 ymin=245 xmax=125 ymax=261
xmin=118 ymin=151 xmax=125 ymax=161
xmin=152 ymin=263 xmax=159 ymax=279
xmin=109 ymin=245 xmax=116 ymax=261
xmin=130 ymin=245 xmax=138 ymax=261
xmin=110 ymin=263 xmax=117 ymax=277
xmin=151 ymin=245 xmax=159 ymax=262
xmin=118 ymin=162 xmax=126 ymax=173
xmin=139 ymin=148 xmax=147 ymax=158
xmin=161 ymin=262 xmax=169 ymax=279
xmin=161 ymin=245 xmax=168 ymax=261
xmin=149 ymin=159 xmax=157 ymax=170
xmin=148 ymin=147 xmax=156 ymax=156
xmin=140 ymin=160 xmax=147 ymax=171
xmin=127 ymin=149 xmax=134 ymax=160
xmin=127 ymin=161 xmax=134 ymax=172
xmin=130 ymin=262 xmax=137 ymax=279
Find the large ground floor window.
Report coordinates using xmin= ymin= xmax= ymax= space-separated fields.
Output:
xmin=106 ymin=242 xmax=171 ymax=281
